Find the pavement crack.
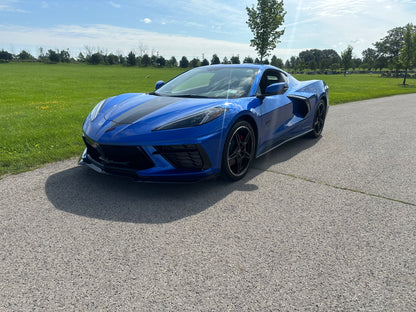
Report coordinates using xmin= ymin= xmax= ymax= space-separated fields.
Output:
xmin=253 ymin=167 xmax=416 ymax=207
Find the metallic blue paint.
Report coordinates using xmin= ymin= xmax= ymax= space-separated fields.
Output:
xmin=80 ymin=64 xmax=329 ymax=182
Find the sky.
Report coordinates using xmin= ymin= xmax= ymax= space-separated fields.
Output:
xmin=0 ymin=0 xmax=415 ymax=61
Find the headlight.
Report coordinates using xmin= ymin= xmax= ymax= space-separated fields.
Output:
xmin=153 ymin=107 xmax=228 ymax=131
xmin=89 ymin=99 xmax=106 ymax=121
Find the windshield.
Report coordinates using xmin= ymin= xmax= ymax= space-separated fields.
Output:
xmin=154 ymin=66 xmax=259 ymax=99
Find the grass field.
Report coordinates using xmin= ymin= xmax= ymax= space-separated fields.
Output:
xmin=1 ymin=63 xmax=415 ymax=177
xmin=294 ymin=73 xmax=416 ymax=104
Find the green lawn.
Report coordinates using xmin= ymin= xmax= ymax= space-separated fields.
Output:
xmin=1 ymin=63 xmax=415 ymax=177
xmin=294 ymin=73 xmax=416 ymax=104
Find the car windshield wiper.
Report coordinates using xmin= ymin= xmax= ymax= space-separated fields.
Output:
xmin=148 ymin=91 xmax=160 ymax=96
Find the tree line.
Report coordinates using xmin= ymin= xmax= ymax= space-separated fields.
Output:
xmin=1 ymin=24 xmax=415 ymax=77
xmin=0 ymin=48 xmax=285 ymax=68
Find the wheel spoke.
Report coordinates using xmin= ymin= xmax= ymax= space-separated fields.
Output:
xmin=243 ymin=151 xmax=251 ymax=159
xmin=236 ymin=157 xmax=243 ymax=173
xmin=229 ymin=146 xmax=239 ymax=160
xmin=235 ymin=132 xmax=243 ymax=147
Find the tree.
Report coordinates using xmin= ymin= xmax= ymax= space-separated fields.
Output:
xmin=309 ymin=59 xmax=318 ymax=71
xmin=299 ymin=49 xmax=324 ymax=70
xmin=230 ymin=56 xmax=240 ymax=64
xmin=60 ymin=50 xmax=71 ymax=63
xmin=243 ymin=56 xmax=254 ymax=63
xmin=352 ymin=58 xmax=362 ymax=71
xmin=222 ymin=56 xmax=230 ymax=64
xmin=399 ymin=23 xmax=416 ymax=85
xmin=179 ymin=56 xmax=189 ymax=68
xmin=150 ymin=55 xmax=158 ymax=66
xmin=127 ymin=51 xmax=137 ymax=66
xmin=320 ymin=49 xmax=341 ymax=70
xmin=289 ymin=56 xmax=297 ymax=69
xmin=375 ymin=56 xmax=387 ymax=72
xmin=284 ymin=60 xmax=290 ymax=69
xmin=340 ymin=45 xmax=353 ymax=76
xmin=246 ymin=0 xmax=286 ymax=63
xmin=17 ymin=50 xmax=34 ymax=61
xmin=374 ymin=26 xmax=405 ymax=76
xmin=0 ymin=50 xmax=13 ymax=62
xmin=107 ymin=53 xmax=119 ymax=65
xmin=211 ymin=54 xmax=220 ymax=64
xmin=362 ymin=48 xmax=377 ymax=70
xmin=141 ymin=54 xmax=151 ymax=67
xmin=47 ymin=49 xmax=59 ymax=63
xmin=168 ymin=56 xmax=177 ymax=67
xmin=201 ymin=58 xmax=209 ymax=66
xmin=156 ymin=56 xmax=166 ymax=67
xmin=119 ymin=54 xmax=126 ymax=65
xmin=189 ymin=58 xmax=200 ymax=68
xmin=77 ymin=52 xmax=85 ymax=63
xmin=88 ymin=52 xmax=103 ymax=65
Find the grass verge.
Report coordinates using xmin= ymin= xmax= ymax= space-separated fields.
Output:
xmin=294 ymin=73 xmax=416 ymax=104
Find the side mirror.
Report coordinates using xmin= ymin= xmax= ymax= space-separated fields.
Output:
xmin=155 ymin=80 xmax=165 ymax=90
xmin=264 ymin=82 xmax=287 ymax=96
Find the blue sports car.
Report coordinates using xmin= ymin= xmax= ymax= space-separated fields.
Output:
xmin=80 ymin=64 xmax=328 ymax=182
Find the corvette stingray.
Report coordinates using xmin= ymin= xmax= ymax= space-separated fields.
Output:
xmin=80 ymin=64 xmax=328 ymax=182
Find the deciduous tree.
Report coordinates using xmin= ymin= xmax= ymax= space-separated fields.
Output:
xmin=246 ymin=0 xmax=286 ymax=63
xmin=341 ymin=46 xmax=353 ymax=76
xmin=374 ymin=26 xmax=405 ymax=76
xmin=399 ymin=23 xmax=416 ymax=85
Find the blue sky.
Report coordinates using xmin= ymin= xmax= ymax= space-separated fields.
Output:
xmin=0 ymin=0 xmax=415 ymax=61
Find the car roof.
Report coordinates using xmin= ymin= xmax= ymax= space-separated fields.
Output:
xmin=206 ymin=63 xmax=288 ymax=74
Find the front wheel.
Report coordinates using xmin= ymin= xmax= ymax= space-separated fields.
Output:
xmin=308 ymin=99 xmax=326 ymax=138
xmin=222 ymin=121 xmax=256 ymax=181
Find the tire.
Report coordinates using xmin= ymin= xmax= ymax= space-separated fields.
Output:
xmin=308 ymin=99 xmax=326 ymax=138
xmin=221 ymin=121 xmax=256 ymax=181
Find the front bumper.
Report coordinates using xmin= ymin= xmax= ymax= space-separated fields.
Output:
xmin=79 ymin=134 xmax=221 ymax=182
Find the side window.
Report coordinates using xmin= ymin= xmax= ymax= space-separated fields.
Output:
xmin=257 ymin=70 xmax=287 ymax=94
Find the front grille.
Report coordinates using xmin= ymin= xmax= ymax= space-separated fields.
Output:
xmin=83 ymin=136 xmax=155 ymax=171
xmin=154 ymin=144 xmax=211 ymax=171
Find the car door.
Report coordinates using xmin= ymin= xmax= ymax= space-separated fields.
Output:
xmin=258 ymin=69 xmax=294 ymax=153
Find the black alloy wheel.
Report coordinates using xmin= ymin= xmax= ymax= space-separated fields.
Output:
xmin=309 ymin=100 xmax=326 ymax=138
xmin=222 ymin=121 xmax=255 ymax=181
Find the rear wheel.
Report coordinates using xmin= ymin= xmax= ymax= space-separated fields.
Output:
xmin=308 ymin=99 xmax=326 ymax=138
xmin=222 ymin=121 xmax=255 ymax=181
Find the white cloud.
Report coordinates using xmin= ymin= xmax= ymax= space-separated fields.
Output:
xmin=0 ymin=0 xmax=28 ymax=13
xmin=283 ymin=0 xmax=416 ymax=56
xmin=142 ymin=18 xmax=152 ymax=24
xmin=302 ymin=0 xmax=368 ymax=17
xmin=108 ymin=1 xmax=121 ymax=8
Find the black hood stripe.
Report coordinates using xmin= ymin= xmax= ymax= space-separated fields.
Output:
xmin=111 ymin=96 xmax=183 ymax=126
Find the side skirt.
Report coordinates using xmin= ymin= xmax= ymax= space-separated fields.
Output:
xmin=256 ymin=129 xmax=313 ymax=159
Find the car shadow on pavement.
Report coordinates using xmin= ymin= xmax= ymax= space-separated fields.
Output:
xmin=45 ymin=135 xmax=320 ymax=224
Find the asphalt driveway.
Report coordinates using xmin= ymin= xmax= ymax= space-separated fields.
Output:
xmin=1 ymin=94 xmax=415 ymax=311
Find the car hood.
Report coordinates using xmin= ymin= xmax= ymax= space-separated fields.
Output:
xmin=102 ymin=93 xmax=228 ymax=127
